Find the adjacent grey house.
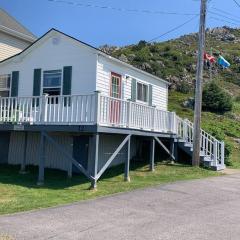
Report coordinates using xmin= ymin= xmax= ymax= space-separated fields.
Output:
xmin=0 ymin=8 xmax=36 ymax=61
xmin=0 ymin=25 xmax=225 ymax=188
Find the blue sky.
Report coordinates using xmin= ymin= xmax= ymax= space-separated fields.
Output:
xmin=1 ymin=0 xmax=239 ymax=47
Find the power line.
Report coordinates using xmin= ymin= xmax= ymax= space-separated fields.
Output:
xmin=233 ymin=0 xmax=240 ymax=8
xmin=148 ymin=15 xmax=198 ymax=42
xmin=47 ymin=0 xmax=198 ymax=16
xmin=208 ymin=10 xmax=240 ymax=24
xmin=209 ymin=16 xmax=239 ymax=26
xmin=211 ymin=7 xmax=240 ymax=20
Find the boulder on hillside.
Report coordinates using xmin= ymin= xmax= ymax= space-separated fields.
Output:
xmin=182 ymin=97 xmax=195 ymax=109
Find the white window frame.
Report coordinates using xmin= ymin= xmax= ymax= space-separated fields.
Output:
xmin=42 ymin=69 xmax=62 ymax=96
xmin=0 ymin=74 xmax=11 ymax=97
xmin=110 ymin=72 xmax=122 ymax=99
xmin=136 ymin=81 xmax=149 ymax=104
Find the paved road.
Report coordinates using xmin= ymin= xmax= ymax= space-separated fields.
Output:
xmin=1 ymin=174 xmax=240 ymax=240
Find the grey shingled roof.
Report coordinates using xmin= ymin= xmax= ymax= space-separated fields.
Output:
xmin=0 ymin=8 xmax=36 ymax=40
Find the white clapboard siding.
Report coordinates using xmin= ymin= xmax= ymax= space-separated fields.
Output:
xmin=8 ymin=132 xmax=73 ymax=171
xmin=97 ymin=55 xmax=168 ymax=110
xmin=0 ymin=32 xmax=30 ymax=61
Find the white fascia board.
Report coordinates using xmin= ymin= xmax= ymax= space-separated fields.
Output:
xmin=0 ymin=25 xmax=36 ymax=43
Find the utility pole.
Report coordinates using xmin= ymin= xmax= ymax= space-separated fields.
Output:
xmin=192 ymin=0 xmax=207 ymax=167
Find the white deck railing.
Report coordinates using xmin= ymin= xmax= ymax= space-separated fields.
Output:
xmin=98 ymin=95 xmax=176 ymax=133
xmin=0 ymin=92 xmax=177 ymax=132
xmin=0 ymin=92 xmax=224 ymax=167
xmin=0 ymin=94 xmax=96 ymax=125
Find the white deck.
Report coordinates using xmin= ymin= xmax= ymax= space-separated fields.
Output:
xmin=0 ymin=92 xmax=225 ymax=169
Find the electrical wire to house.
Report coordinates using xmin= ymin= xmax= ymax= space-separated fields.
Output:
xmin=233 ymin=0 xmax=240 ymax=8
xmin=148 ymin=15 xmax=199 ymax=42
xmin=47 ymin=0 xmax=198 ymax=16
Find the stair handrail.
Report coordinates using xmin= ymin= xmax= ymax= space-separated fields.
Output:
xmin=176 ymin=117 xmax=225 ymax=168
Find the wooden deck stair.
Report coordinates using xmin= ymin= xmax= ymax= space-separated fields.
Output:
xmin=176 ymin=118 xmax=225 ymax=171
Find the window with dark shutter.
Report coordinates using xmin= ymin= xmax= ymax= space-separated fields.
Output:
xmin=131 ymin=78 xmax=136 ymax=102
xmin=11 ymin=71 xmax=19 ymax=97
xmin=33 ymin=69 xmax=41 ymax=96
xmin=148 ymin=84 xmax=153 ymax=106
xmin=63 ymin=66 xmax=72 ymax=96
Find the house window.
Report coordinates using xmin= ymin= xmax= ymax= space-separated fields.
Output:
xmin=0 ymin=74 xmax=11 ymax=97
xmin=137 ymin=82 xmax=148 ymax=102
xmin=111 ymin=73 xmax=121 ymax=99
xmin=43 ymin=70 xmax=62 ymax=96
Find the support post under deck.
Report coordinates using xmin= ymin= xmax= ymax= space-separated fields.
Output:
xmin=174 ymin=141 xmax=178 ymax=162
xmin=170 ymin=138 xmax=175 ymax=164
xmin=91 ymin=134 xmax=99 ymax=189
xmin=124 ymin=136 xmax=131 ymax=182
xmin=20 ymin=132 xmax=28 ymax=174
xmin=150 ymin=138 xmax=155 ymax=171
xmin=37 ymin=131 xmax=46 ymax=186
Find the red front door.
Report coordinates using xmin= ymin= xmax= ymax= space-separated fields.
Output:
xmin=110 ymin=72 xmax=121 ymax=124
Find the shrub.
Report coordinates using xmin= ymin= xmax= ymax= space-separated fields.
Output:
xmin=177 ymin=81 xmax=192 ymax=93
xmin=202 ymin=82 xmax=233 ymax=113
xmin=164 ymin=45 xmax=171 ymax=52
xmin=132 ymin=40 xmax=147 ymax=51
xmin=235 ymin=95 xmax=240 ymax=102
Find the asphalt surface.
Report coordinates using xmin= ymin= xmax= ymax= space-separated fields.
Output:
xmin=1 ymin=174 xmax=240 ymax=240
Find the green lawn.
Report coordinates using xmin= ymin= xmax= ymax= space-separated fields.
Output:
xmin=0 ymin=162 xmax=221 ymax=215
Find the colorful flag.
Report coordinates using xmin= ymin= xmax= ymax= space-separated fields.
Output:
xmin=204 ymin=53 xmax=216 ymax=63
xmin=218 ymin=55 xmax=230 ymax=68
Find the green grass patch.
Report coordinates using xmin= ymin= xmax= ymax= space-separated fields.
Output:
xmin=0 ymin=163 xmax=220 ymax=215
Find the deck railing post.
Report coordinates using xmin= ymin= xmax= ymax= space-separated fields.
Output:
xmin=221 ymin=141 xmax=225 ymax=167
xmin=171 ymin=112 xmax=176 ymax=134
xmin=213 ymin=140 xmax=218 ymax=167
xmin=183 ymin=119 xmax=187 ymax=141
xmin=40 ymin=94 xmax=48 ymax=124
xmin=127 ymin=100 xmax=132 ymax=128
xmin=94 ymin=91 xmax=101 ymax=125
xmin=151 ymin=106 xmax=156 ymax=131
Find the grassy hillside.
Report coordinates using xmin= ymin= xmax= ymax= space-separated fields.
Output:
xmin=101 ymin=26 xmax=240 ymax=167
xmin=168 ymin=90 xmax=240 ymax=167
xmin=103 ymin=27 xmax=240 ymax=90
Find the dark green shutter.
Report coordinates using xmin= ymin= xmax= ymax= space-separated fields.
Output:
xmin=11 ymin=71 xmax=19 ymax=97
xmin=33 ymin=69 xmax=41 ymax=106
xmin=63 ymin=66 xmax=72 ymax=95
xmin=33 ymin=69 xmax=41 ymax=96
xmin=149 ymin=84 xmax=153 ymax=106
xmin=63 ymin=66 xmax=72 ymax=106
xmin=131 ymin=78 xmax=136 ymax=102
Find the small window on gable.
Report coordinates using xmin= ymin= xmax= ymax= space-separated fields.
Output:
xmin=0 ymin=74 xmax=11 ymax=97
xmin=137 ymin=82 xmax=148 ymax=103
xmin=43 ymin=70 xmax=62 ymax=96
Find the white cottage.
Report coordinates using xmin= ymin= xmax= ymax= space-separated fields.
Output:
xmin=0 ymin=29 xmax=225 ymax=188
